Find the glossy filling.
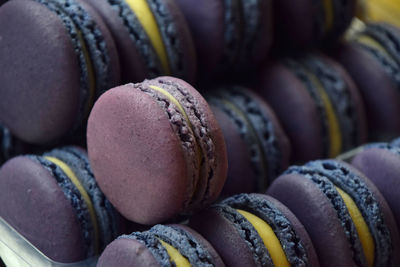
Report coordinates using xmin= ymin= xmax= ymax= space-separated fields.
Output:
xmin=125 ymin=0 xmax=170 ymax=74
xmin=336 ymin=187 xmax=375 ymax=267
xmin=159 ymin=239 xmax=191 ymax=267
xmin=237 ymin=209 xmax=290 ymax=267
xmin=77 ymin=30 xmax=96 ymax=118
xmin=323 ymin=0 xmax=334 ymax=32
xmin=306 ymin=70 xmax=342 ymax=157
xmin=44 ymin=156 xmax=100 ymax=254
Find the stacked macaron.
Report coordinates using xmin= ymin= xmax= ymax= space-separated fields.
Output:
xmin=189 ymin=193 xmax=319 ymax=267
xmin=0 ymin=146 xmax=126 ymax=263
xmin=258 ymin=52 xmax=367 ymax=162
xmin=87 ymin=76 xmax=228 ymax=225
xmin=174 ymin=0 xmax=273 ymax=76
xmin=0 ymin=0 xmax=196 ymax=146
xmin=334 ymin=22 xmax=400 ymax=140
xmin=97 ymin=224 xmax=225 ymax=266
xmin=268 ymin=159 xmax=400 ymax=266
xmin=207 ymin=86 xmax=291 ymax=196
xmin=274 ymin=0 xmax=357 ymax=47
xmin=351 ymin=139 xmax=400 ymax=233
xmin=0 ymin=124 xmax=27 ymax=165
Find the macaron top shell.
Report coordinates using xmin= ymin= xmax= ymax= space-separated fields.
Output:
xmin=87 ymin=77 xmax=227 ymax=224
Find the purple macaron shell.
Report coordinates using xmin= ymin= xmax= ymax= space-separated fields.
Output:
xmin=334 ymin=42 xmax=400 ymax=139
xmin=174 ymin=0 xmax=225 ymax=73
xmin=0 ymin=156 xmax=85 ymax=262
xmin=257 ymin=194 xmax=320 ymax=267
xmin=258 ymin=61 xmax=323 ymax=162
xmin=0 ymin=0 xmax=81 ymax=144
xmin=267 ymin=173 xmax=356 ymax=267
xmin=87 ymin=84 xmax=189 ymax=224
xmin=190 ymin=207 xmax=257 ymax=267
xmin=211 ymin=106 xmax=255 ymax=195
xmin=97 ymin=238 xmax=160 ymax=267
xmin=352 ymin=147 xmax=400 ymax=235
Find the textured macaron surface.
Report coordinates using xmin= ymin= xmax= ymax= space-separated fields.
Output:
xmin=87 ymin=77 xmax=227 ymax=224
xmin=189 ymin=194 xmax=320 ymax=267
xmin=268 ymin=159 xmax=399 ymax=267
xmin=259 ymin=54 xmax=366 ymax=161
xmin=86 ymin=0 xmax=196 ymax=82
xmin=175 ymin=0 xmax=272 ymax=74
xmin=337 ymin=22 xmax=400 ymax=138
xmin=0 ymin=0 xmax=119 ymax=144
xmin=208 ymin=86 xmax=290 ymax=194
xmin=220 ymin=193 xmax=318 ymax=267
xmin=98 ymin=224 xmax=223 ymax=267
xmin=352 ymin=143 xmax=400 ymax=233
xmin=0 ymin=147 xmax=123 ymax=262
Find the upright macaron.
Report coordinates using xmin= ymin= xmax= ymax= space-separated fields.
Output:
xmin=275 ymin=0 xmax=357 ymax=47
xmin=258 ymin=53 xmax=367 ymax=162
xmin=87 ymin=76 xmax=228 ymax=225
xmin=268 ymin=159 xmax=400 ymax=267
xmin=0 ymin=0 xmax=120 ymax=145
xmin=0 ymin=147 xmax=125 ymax=263
xmin=207 ymin=86 xmax=291 ymax=196
xmin=352 ymin=142 xmax=400 ymax=234
xmin=190 ymin=193 xmax=319 ymax=267
xmin=84 ymin=0 xmax=196 ymax=83
xmin=174 ymin=0 xmax=273 ymax=76
xmin=334 ymin=22 xmax=400 ymax=140
xmin=98 ymin=224 xmax=225 ymax=267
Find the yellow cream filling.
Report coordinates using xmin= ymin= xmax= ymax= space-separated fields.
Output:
xmin=306 ymin=71 xmax=342 ymax=157
xmin=44 ymin=156 xmax=100 ymax=254
xmin=125 ymin=0 xmax=171 ymax=74
xmin=356 ymin=35 xmax=393 ymax=60
xmin=336 ymin=187 xmax=375 ymax=267
xmin=159 ymin=240 xmax=191 ymax=267
xmin=221 ymin=99 xmax=267 ymax=189
xmin=237 ymin=209 xmax=290 ymax=267
xmin=77 ymin=30 xmax=96 ymax=118
xmin=323 ymin=0 xmax=334 ymax=32
xmin=149 ymin=85 xmax=202 ymax=176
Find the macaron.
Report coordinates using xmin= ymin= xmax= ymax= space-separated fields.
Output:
xmin=174 ymin=0 xmax=273 ymax=75
xmin=0 ymin=146 xmax=125 ymax=263
xmin=274 ymin=0 xmax=357 ymax=47
xmin=84 ymin=0 xmax=196 ymax=83
xmin=189 ymin=193 xmax=319 ymax=267
xmin=98 ymin=224 xmax=225 ymax=266
xmin=351 ymin=142 xmax=400 ymax=234
xmin=207 ymin=86 xmax=291 ymax=196
xmin=258 ymin=53 xmax=367 ymax=162
xmin=0 ymin=0 xmax=120 ymax=145
xmin=87 ymin=76 xmax=228 ymax=225
xmin=268 ymin=159 xmax=400 ymax=267
xmin=333 ymin=22 xmax=400 ymax=140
